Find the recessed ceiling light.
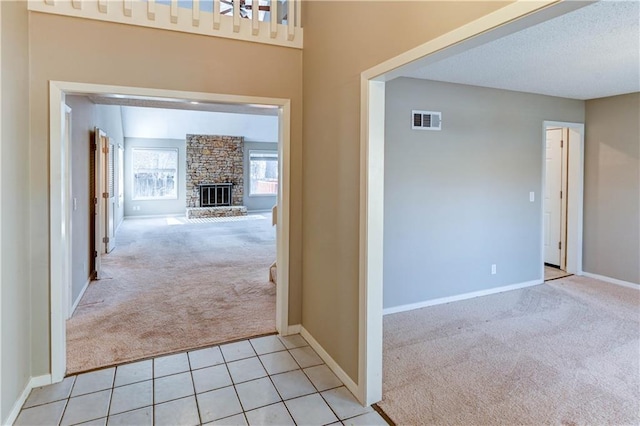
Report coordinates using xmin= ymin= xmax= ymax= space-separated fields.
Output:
xmin=112 ymin=94 xmax=126 ymax=98
xmin=189 ymin=101 xmax=199 ymax=105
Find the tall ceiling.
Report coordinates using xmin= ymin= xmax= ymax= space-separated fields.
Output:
xmin=400 ymin=0 xmax=640 ymax=100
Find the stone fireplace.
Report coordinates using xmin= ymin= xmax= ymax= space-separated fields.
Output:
xmin=185 ymin=134 xmax=247 ymax=218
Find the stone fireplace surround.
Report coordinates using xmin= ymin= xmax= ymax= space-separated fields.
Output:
xmin=185 ymin=134 xmax=247 ymax=218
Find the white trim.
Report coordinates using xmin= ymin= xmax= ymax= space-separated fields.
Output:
xmin=49 ymin=84 xmax=67 ymax=383
xmin=4 ymin=375 xmax=52 ymax=426
xmin=300 ymin=327 xmax=360 ymax=403
xmin=582 ymin=272 xmax=640 ymax=290
xmin=49 ymin=81 xmax=291 ymax=384
xmin=70 ymin=277 xmax=91 ymax=317
xmin=358 ymin=0 xmax=585 ymax=407
xmin=64 ymin=104 xmax=73 ymax=320
xmin=383 ymin=280 xmax=543 ymax=316
xmin=284 ymin=324 xmax=301 ymax=335
xmin=0 ymin=2 xmax=3 ymax=415
xmin=357 ymin=79 xmax=385 ymax=406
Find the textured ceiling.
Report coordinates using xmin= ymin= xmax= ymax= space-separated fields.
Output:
xmin=88 ymin=95 xmax=279 ymax=116
xmin=401 ymin=1 xmax=640 ymax=100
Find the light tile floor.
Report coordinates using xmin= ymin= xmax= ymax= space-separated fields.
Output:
xmin=16 ymin=334 xmax=388 ymax=426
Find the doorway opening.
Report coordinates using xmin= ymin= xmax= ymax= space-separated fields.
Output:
xmin=358 ymin=0 xmax=593 ymax=408
xmin=50 ymin=81 xmax=292 ymax=382
xmin=542 ymin=122 xmax=584 ymax=282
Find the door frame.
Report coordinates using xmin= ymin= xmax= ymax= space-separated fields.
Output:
xmin=358 ymin=0 xmax=589 ymax=406
xmin=49 ymin=81 xmax=292 ymax=383
xmin=94 ymin=128 xmax=107 ymax=279
xmin=541 ymin=121 xmax=584 ymax=278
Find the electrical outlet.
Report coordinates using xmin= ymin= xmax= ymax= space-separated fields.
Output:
xmin=491 ymin=264 xmax=497 ymax=275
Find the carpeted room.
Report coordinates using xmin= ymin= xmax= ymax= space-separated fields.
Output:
xmin=64 ymin=97 xmax=281 ymax=374
xmin=67 ymin=214 xmax=277 ymax=374
xmin=373 ymin=2 xmax=640 ymax=423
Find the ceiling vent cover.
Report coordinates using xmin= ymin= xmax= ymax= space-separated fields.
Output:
xmin=412 ymin=110 xmax=442 ymax=130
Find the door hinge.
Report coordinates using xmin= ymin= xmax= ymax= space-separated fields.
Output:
xmin=561 ymin=140 xmax=564 ymax=148
xmin=94 ymin=197 xmax=98 ymax=205
xmin=94 ymin=250 xmax=98 ymax=258
xmin=559 ymin=241 xmax=562 ymax=250
xmin=560 ymin=191 xmax=563 ymax=199
xmin=103 ymin=192 xmax=109 ymax=198
xmin=103 ymin=237 xmax=110 ymax=244
xmin=91 ymin=142 xmax=97 ymax=151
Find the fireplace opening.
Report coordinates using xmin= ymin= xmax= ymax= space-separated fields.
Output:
xmin=200 ymin=183 xmax=233 ymax=207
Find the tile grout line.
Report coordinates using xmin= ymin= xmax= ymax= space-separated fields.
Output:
xmin=219 ymin=342 xmax=251 ymax=423
xmin=251 ymin=337 xmax=299 ymax=425
xmin=151 ymin=356 xmax=156 ymax=425
xmin=186 ymin=351 xmax=203 ymax=425
xmin=57 ymin=376 xmax=78 ymax=425
xmin=104 ymin=368 xmax=116 ymax=422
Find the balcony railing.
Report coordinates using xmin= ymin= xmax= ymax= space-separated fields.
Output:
xmin=28 ymin=0 xmax=302 ymax=49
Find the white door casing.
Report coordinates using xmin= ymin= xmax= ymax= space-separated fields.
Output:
xmin=50 ymin=81 xmax=292 ymax=384
xmin=544 ymin=128 xmax=563 ymax=266
xmin=106 ymin=138 xmax=116 ymax=253
xmin=94 ymin=128 xmax=106 ymax=278
xmin=64 ymin=104 xmax=73 ymax=319
xmin=359 ymin=0 xmax=588 ymax=404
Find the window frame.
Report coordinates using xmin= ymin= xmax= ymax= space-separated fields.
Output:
xmin=248 ymin=149 xmax=279 ymax=197
xmin=131 ymin=147 xmax=179 ymax=201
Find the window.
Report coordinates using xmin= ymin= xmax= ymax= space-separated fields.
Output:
xmin=249 ymin=150 xmax=278 ymax=196
xmin=132 ymin=148 xmax=178 ymax=200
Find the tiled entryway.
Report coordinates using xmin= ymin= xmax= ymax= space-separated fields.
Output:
xmin=16 ymin=335 xmax=388 ymax=425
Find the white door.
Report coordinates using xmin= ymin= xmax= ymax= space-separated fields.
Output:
xmin=94 ymin=128 xmax=106 ymax=278
xmin=105 ymin=137 xmax=116 ymax=253
xmin=544 ymin=128 xmax=563 ymax=266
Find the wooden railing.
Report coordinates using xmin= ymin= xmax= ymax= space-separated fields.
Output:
xmin=28 ymin=0 xmax=303 ymax=49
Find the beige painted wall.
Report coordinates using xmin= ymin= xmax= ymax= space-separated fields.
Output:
xmin=301 ymin=1 xmax=513 ymax=382
xmin=28 ymin=11 xmax=303 ymax=377
xmin=584 ymin=93 xmax=640 ymax=284
xmin=1 ymin=1 xmax=31 ymax=422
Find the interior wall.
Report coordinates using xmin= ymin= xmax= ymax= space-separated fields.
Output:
xmin=583 ymin=92 xmax=640 ymax=284
xmin=302 ymin=0 xmax=514 ymax=382
xmin=383 ymin=78 xmax=585 ymax=309
xmin=0 ymin=1 xmax=31 ymax=422
xmin=65 ymin=95 xmax=97 ymax=307
xmin=124 ymin=138 xmax=187 ymax=217
xmin=121 ymin=107 xmax=279 ymax=142
xmin=244 ymin=141 xmax=278 ymax=212
xmin=29 ymin=10 xmax=303 ymax=377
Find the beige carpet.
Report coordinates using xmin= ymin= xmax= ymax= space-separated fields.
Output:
xmin=67 ymin=215 xmax=276 ymax=374
xmin=379 ymin=276 xmax=640 ymax=425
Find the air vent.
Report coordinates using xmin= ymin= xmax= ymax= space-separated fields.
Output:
xmin=412 ymin=110 xmax=442 ymax=130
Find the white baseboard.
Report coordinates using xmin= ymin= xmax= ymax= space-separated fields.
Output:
xmin=383 ymin=279 xmax=543 ymax=315
xmin=283 ymin=324 xmax=301 ymax=335
xmin=4 ymin=374 xmax=52 ymax=425
xmin=300 ymin=327 xmax=361 ymax=404
xmin=582 ymin=272 xmax=639 ymax=290
xmin=69 ymin=277 xmax=91 ymax=317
